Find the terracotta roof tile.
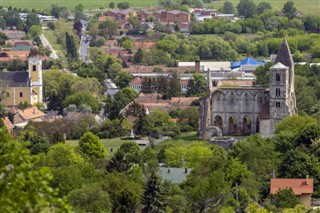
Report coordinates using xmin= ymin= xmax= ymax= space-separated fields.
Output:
xmin=129 ymin=77 xmax=143 ymax=85
xmin=2 ymin=117 xmax=14 ymax=130
xmin=17 ymin=106 xmax=45 ymax=121
xmin=270 ymin=178 xmax=314 ymax=195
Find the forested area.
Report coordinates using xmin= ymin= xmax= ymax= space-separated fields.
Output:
xmin=3 ymin=114 xmax=320 ymax=212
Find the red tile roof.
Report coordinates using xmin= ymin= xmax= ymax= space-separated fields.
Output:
xmin=2 ymin=117 xmax=14 ymax=130
xmin=133 ymin=41 xmax=156 ymax=49
xmin=17 ymin=106 xmax=46 ymax=121
xmin=270 ymin=178 xmax=314 ymax=195
xmin=129 ymin=77 xmax=143 ymax=86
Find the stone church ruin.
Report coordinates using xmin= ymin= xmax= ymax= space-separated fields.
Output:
xmin=199 ymin=38 xmax=297 ymax=140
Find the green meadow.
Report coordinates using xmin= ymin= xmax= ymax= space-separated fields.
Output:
xmin=1 ymin=0 xmax=158 ymax=11
xmin=1 ymin=0 xmax=319 ymax=15
xmin=207 ymin=0 xmax=320 ymax=16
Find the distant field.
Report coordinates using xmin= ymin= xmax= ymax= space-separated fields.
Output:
xmin=1 ymin=0 xmax=158 ymax=11
xmin=207 ymin=0 xmax=320 ymax=16
xmin=1 ymin=0 xmax=318 ymax=15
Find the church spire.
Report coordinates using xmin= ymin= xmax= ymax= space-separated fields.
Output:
xmin=275 ymin=38 xmax=294 ymax=71
xmin=275 ymin=37 xmax=297 ymax=114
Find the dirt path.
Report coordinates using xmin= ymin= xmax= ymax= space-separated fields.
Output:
xmin=40 ymin=33 xmax=59 ymax=60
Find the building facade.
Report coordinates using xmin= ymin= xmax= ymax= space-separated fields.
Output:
xmin=199 ymin=38 xmax=297 ymax=139
xmin=0 ymin=45 xmax=43 ymax=106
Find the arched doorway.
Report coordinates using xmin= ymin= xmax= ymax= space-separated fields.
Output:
xmin=228 ymin=116 xmax=237 ymax=135
xmin=214 ymin=116 xmax=223 ymax=132
xmin=242 ymin=116 xmax=252 ymax=135
xmin=256 ymin=117 xmax=260 ymax=133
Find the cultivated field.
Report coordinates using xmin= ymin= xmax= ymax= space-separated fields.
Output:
xmin=1 ymin=0 xmax=319 ymax=15
xmin=207 ymin=0 xmax=320 ymax=16
xmin=1 ymin=0 xmax=158 ymax=11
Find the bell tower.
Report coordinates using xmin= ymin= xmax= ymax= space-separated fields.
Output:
xmin=28 ymin=45 xmax=43 ymax=104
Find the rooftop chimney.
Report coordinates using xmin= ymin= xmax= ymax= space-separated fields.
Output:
xmin=167 ymin=168 xmax=170 ymax=173
xmin=306 ymin=175 xmax=309 ymax=185
xmin=185 ymin=168 xmax=188 ymax=174
xmin=195 ymin=60 xmax=200 ymax=73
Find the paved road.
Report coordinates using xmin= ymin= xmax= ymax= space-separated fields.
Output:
xmin=79 ymin=34 xmax=91 ymax=63
xmin=40 ymin=33 xmax=59 ymax=60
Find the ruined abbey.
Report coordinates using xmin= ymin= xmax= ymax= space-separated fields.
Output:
xmin=199 ymin=38 xmax=297 ymax=139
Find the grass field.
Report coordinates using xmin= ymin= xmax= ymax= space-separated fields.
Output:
xmin=156 ymin=131 xmax=201 ymax=147
xmin=1 ymin=0 xmax=158 ymax=11
xmin=66 ymin=132 xmax=200 ymax=154
xmin=42 ymin=29 xmax=66 ymax=60
xmin=1 ymin=0 xmax=318 ymax=15
xmin=207 ymin=0 xmax=320 ymax=16
xmin=66 ymin=137 xmax=133 ymax=153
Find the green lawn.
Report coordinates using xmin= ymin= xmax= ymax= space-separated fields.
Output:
xmin=42 ymin=29 xmax=66 ymax=61
xmin=157 ymin=131 xmax=201 ymax=147
xmin=67 ymin=132 xmax=201 ymax=153
xmin=66 ymin=137 xmax=133 ymax=153
xmin=2 ymin=0 xmax=158 ymax=11
xmin=206 ymin=0 xmax=320 ymax=16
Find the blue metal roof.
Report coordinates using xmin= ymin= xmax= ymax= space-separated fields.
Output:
xmin=231 ymin=58 xmax=265 ymax=69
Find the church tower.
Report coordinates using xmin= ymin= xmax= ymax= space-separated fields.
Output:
xmin=269 ymin=62 xmax=291 ymax=120
xmin=274 ymin=38 xmax=297 ymax=114
xmin=268 ymin=38 xmax=297 ymax=135
xmin=28 ymin=45 xmax=43 ymax=104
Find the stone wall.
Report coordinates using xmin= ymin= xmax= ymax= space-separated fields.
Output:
xmin=209 ymin=88 xmax=266 ymax=135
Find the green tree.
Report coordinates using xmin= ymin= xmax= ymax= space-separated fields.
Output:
xmin=134 ymin=48 xmax=144 ymax=64
xmin=0 ymin=129 xmax=72 ymax=212
xmin=237 ymin=0 xmax=257 ymax=18
xmin=282 ymin=1 xmax=297 ymax=19
xmin=102 ymin=172 xmax=143 ymax=212
xmin=43 ymin=143 xmax=84 ymax=168
xmin=134 ymin=109 xmax=152 ymax=136
xmin=47 ymin=21 xmax=55 ymax=30
xmin=8 ymin=59 xmax=25 ymax=71
xmin=253 ymin=62 xmax=272 ymax=87
xmin=20 ymin=128 xmax=51 ymax=155
xmin=271 ymin=188 xmax=300 ymax=209
xmin=108 ymin=62 xmax=123 ymax=80
xmin=117 ymin=2 xmax=130 ymax=9
xmin=109 ymin=2 xmax=115 ymax=8
xmin=68 ymin=183 xmax=112 ymax=213
xmin=25 ymin=12 xmax=41 ymax=32
xmin=28 ymin=25 xmax=42 ymax=39
xmin=74 ymin=3 xmax=84 ymax=12
xmin=79 ymin=132 xmax=106 ymax=159
xmin=0 ymin=32 xmax=8 ymax=46
xmin=177 ymin=106 xmax=199 ymax=130
xmin=275 ymin=114 xmax=317 ymax=134
xmin=99 ymin=18 xmax=118 ymax=39
xmin=142 ymin=170 xmax=165 ymax=213
xmin=187 ymin=73 xmax=206 ymax=96
xmin=168 ymin=71 xmax=181 ymax=99
xmin=63 ymin=91 xmax=99 ymax=114
xmin=222 ymin=1 xmax=235 ymax=14
xmin=257 ymin=2 xmax=272 ymax=14
xmin=185 ymin=169 xmax=232 ymax=212
xmin=65 ymin=32 xmax=78 ymax=60
xmin=114 ymin=71 xmax=132 ymax=89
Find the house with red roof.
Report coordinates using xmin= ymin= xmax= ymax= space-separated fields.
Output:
xmin=2 ymin=117 xmax=14 ymax=133
xmin=270 ymin=178 xmax=314 ymax=207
